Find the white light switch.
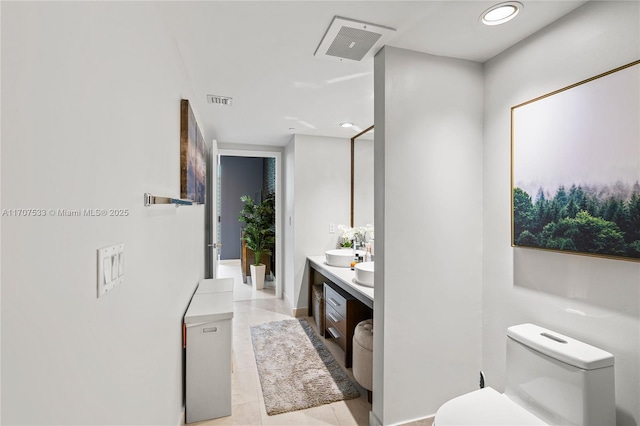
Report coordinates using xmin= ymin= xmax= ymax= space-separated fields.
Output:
xmin=118 ymin=253 xmax=124 ymax=276
xmin=97 ymin=243 xmax=124 ymax=298
xmin=103 ymin=257 xmax=112 ymax=283
xmin=111 ymin=254 xmax=118 ymax=281
xmin=329 ymin=223 xmax=335 ymax=234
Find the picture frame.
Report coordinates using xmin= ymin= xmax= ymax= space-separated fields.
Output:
xmin=511 ymin=60 xmax=640 ymax=261
xmin=180 ymin=99 xmax=206 ymax=204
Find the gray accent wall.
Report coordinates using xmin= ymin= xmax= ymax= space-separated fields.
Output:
xmin=220 ymin=156 xmax=264 ymax=260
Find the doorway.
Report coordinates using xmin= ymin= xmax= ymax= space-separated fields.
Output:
xmin=217 ymin=149 xmax=282 ymax=301
xmin=219 ymin=156 xmax=265 ymax=260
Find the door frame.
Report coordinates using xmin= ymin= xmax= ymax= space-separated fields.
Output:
xmin=218 ymin=148 xmax=282 ymax=299
xmin=205 ymin=139 xmax=218 ymax=279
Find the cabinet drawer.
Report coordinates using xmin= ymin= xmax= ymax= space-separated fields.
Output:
xmin=324 ymin=284 xmax=347 ymax=318
xmin=325 ymin=304 xmax=346 ymax=336
xmin=325 ymin=324 xmax=347 ymax=351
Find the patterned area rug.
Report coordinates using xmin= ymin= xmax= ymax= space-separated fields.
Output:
xmin=250 ymin=318 xmax=360 ymax=415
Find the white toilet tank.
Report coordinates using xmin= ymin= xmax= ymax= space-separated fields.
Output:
xmin=505 ymin=324 xmax=616 ymax=426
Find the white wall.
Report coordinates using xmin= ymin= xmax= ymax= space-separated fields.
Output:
xmin=373 ymin=46 xmax=484 ymax=425
xmin=483 ymin=2 xmax=640 ymax=425
xmin=285 ymin=134 xmax=351 ymax=312
xmin=1 ymin=3 xmax=204 ymax=424
xmin=354 ymin=138 xmax=375 ymax=227
xmin=284 ymin=138 xmax=296 ymax=311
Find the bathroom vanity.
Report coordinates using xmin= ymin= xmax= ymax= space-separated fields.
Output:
xmin=307 ymin=256 xmax=373 ymax=367
xmin=307 ymin=256 xmax=374 ymax=308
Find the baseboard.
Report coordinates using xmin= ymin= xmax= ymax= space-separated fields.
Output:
xmin=400 ymin=414 xmax=435 ymax=426
xmin=282 ymin=293 xmax=308 ymax=318
xmin=177 ymin=406 xmax=185 ymax=426
xmin=292 ymin=307 xmax=308 ymax=317
xmin=369 ymin=412 xmax=435 ymax=426
xmin=369 ymin=410 xmax=383 ymax=426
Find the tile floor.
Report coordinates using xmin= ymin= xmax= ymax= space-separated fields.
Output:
xmin=220 ymin=259 xmax=277 ymax=303
xmin=185 ymin=260 xmax=372 ymax=426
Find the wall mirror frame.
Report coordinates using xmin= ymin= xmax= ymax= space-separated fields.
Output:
xmin=351 ymin=125 xmax=374 ymax=227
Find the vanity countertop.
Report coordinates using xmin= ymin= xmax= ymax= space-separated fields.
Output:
xmin=307 ymin=255 xmax=374 ymax=307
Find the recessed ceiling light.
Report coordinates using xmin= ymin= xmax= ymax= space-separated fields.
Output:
xmin=339 ymin=122 xmax=354 ymax=128
xmin=481 ymin=2 xmax=522 ymax=26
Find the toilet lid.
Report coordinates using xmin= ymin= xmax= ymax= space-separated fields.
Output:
xmin=435 ymin=387 xmax=548 ymax=426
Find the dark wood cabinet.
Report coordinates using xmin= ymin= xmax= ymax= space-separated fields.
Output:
xmin=323 ymin=282 xmax=372 ymax=368
xmin=308 ymin=261 xmax=373 ymax=368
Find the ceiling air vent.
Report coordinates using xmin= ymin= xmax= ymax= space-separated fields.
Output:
xmin=207 ymin=94 xmax=233 ymax=106
xmin=314 ymin=16 xmax=396 ymax=62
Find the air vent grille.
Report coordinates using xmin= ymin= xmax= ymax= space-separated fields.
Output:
xmin=207 ymin=95 xmax=233 ymax=106
xmin=326 ymin=27 xmax=382 ymax=61
xmin=314 ymin=16 xmax=395 ymax=62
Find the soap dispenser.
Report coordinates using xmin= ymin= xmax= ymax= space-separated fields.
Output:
xmin=351 ymin=252 xmax=359 ymax=270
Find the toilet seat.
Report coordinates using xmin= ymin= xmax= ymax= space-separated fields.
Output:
xmin=434 ymin=387 xmax=548 ymax=426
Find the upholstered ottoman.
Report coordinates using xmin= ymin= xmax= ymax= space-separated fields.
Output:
xmin=352 ymin=319 xmax=373 ymax=402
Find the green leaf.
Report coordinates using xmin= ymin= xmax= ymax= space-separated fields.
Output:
xmin=238 ymin=195 xmax=275 ymax=265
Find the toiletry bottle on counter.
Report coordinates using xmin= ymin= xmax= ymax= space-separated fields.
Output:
xmin=351 ymin=253 xmax=360 ymax=270
xmin=365 ymin=244 xmax=372 ymax=262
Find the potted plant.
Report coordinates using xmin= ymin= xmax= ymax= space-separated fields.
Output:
xmin=238 ymin=195 xmax=275 ymax=289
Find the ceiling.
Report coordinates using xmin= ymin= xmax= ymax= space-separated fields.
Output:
xmin=157 ymin=1 xmax=587 ymax=146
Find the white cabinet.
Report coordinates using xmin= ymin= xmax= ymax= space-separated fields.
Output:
xmin=184 ymin=283 xmax=234 ymax=423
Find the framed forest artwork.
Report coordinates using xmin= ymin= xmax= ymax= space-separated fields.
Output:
xmin=180 ymin=99 xmax=206 ymax=204
xmin=511 ymin=60 xmax=640 ymax=261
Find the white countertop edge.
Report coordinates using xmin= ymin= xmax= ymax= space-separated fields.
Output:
xmin=308 ymin=255 xmax=374 ymax=302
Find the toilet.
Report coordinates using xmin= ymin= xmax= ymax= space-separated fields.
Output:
xmin=435 ymin=323 xmax=616 ymax=426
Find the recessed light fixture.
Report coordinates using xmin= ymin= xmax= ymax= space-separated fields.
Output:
xmin=339 ymin=121 xmax=354 ymax=128
xmin=481 ymin=1 xmax=522 ymax=26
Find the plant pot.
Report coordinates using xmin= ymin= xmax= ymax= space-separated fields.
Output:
xmin=250 ymin=263 xmax=266 ymax=290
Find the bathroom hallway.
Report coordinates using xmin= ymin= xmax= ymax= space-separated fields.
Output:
xmin=184 ymin=260 xmax=373 ymax=425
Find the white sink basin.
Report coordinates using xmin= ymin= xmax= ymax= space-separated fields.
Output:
xmin=325 ymin=249 xmax=365 ymax=268
xmin=354 ymin=261 xmax=374 ymax=287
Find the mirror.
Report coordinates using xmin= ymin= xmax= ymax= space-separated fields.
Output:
xmin=351 ymin=125 xmax=374 ymax=228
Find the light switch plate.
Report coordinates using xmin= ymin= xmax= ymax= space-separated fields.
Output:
xmin=97 ymin=243 xmax=124 ymax=298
